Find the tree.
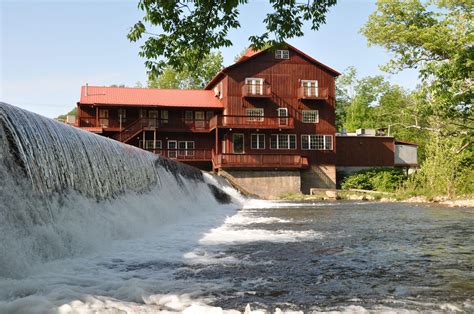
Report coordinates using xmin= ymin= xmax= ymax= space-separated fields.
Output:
xmin=56 ymin=107 xmax=77 ymax=121
xmin=361 ymin=0 xmax=473 ymax=196
xmin=335 ymin=66 xmax=356 ymax=131
xmin=148 ymin=52 xmax=223 ymax=89
xmin=361 ymin=0 xmax=473 ymax=136
xmin=128 ymin=0 xmax=337 ymax=78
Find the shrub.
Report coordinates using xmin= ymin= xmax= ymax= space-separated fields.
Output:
xmin=341 ymin=168 xmax=407 ymax=192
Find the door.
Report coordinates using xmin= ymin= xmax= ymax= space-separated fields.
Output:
xmin=245 ymin=78 xmax=263 ymax=95
xmin=148 ymin=110 xmax=159 ymax=127
xmin=99 ymin=109 xmax=109 ymax=127
xmin=232 ymin=134 xmax=244 ymax=154
xmin=195 ymin=111 xmax=205 ymax=129
xmin=302 ymin=80 xmax=318 ymax=97
xmin=277 ymin=108 xmax=288 ymax=126
xmin=168 ymin=140 xmax=177 ymax=159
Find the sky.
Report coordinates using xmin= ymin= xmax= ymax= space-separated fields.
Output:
xmin=1 ymin=0 xmax=419 ymax=118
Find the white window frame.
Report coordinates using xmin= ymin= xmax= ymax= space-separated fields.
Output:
xmin=168 ymin=140 xmax=177 ymax=158
xmin=270 ymin=134 xmax=297 ymax=150
xmin=302 ymin=110 xmax=319 ymax=123
xmin=245 ymin=78 xmax=264 ymax=95
xmin=301 ymin=80 xmax=319 ymax=97
xmin=178 ymin=141 xmax=195 ymax=157
xmin=275 ymin=49 xmax=289 ymax=59
xmin=99 ymin=109 xmax=109 ymax=127
xmin=251 ymin=134 xmax=265 ymax=150
xmin=246 ymin=108 xmax=264 ymax=122
xmin=301 ymin=135 xmax=333 ymax=150
xmin=277 ymin=108 xmax=288 ymax=126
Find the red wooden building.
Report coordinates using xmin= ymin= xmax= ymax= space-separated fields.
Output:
xmin=76 ymin=44 xmax=343 ymax=198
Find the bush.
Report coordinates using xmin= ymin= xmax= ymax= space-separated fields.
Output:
xmin=341 ymin=168 xmax=407 ymax=192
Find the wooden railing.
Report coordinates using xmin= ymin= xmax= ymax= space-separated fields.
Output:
xmin=297 ymin=87 xmax=329 ymax=100
xmin=214 ymin=153 xmax=308 ymax=168
xmin=145 ymin=148 xmax=212 ymax=160
xmin=242 ymin=83 xmax=272 ymax=97
xmin=109 ymin=117 xmax=212 ymax=143
xmin=78 ymin=117 xmax=97 ymax=127
xmin=212 ymin=115 xmax=294 ymax=129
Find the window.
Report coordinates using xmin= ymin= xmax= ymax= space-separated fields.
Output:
xmin=148 ymin=110 xmax=159 ymax=127
xmin=270 ymin=134 xmax=296 ymax=149
xmin=99 ymin=109 xmax=109 ymax=127
xmin=251 ymin=134 xmax=265 ymax=149
xmin=245 ymin=78 xmax=264 ymax=95
xmin=195 ymin=111 xmax=205 ymax=128
xmin=301 ymin=135 xmax=333 ymax=150
xmin=178 ymin=141 xmax=195 ymax=157
xmin=275 ymin=49 xmax=289 ymax=59
xmin=301 ymin=80 xmax=318 ymax=97
xmin=118 ymin=109 xmax=126 ymax=119
xmin=302 ymin=110 xmax=319 ymax=123
xmin=144 ymin=140 xmax=162 ymax=153
xmin=246 ymin=108 xmax=264 ymax=122
xmin=168 ymin=140 xmax=177 ymax=158
xmin=277 ymin=108 xmax=288 ymax=126
xmin=161 ymin=110 xmax=168 ymax=124
xmin=185 ymin=111 xmax=193 ymax=125
xmin=206 ymin=111 xmax=213 ymax=121
xmin=233 ymin=134 xmax=244 ymax=154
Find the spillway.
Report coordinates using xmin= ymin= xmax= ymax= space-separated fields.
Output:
xmin=0 ymin=102 xmax=238 ymax=280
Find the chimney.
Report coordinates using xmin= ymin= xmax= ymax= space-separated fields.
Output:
xmin=85 ymin=83 xmax=88 ymax=96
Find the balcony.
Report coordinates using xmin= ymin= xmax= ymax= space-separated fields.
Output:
xmin=297 ymin=87 xmax=329 ymax=100
xmin=242 ymin=83 xmax=272 ymax=98
xmin=145 ymin=148 xmax=212 ymax=161
xmin=211 ymin=115 xmax=294 ymax=129
xmin=213 ymin=153 xmax=308 ymax=169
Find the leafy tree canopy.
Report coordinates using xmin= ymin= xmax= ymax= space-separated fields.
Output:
xmin=56 ymin=107 xmax=77 ymax=121
xmin=361 ymin=0 xmax=473 ymax=135
xmin=148 ymin=51 xmax=223 ymax=89
xmin=128 ymin=0 xmax=337 ymax=78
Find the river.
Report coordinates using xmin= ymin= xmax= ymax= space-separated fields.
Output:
xmin=1 ymin=200 xmax=472 ymax=313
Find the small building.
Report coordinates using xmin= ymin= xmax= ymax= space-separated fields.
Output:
xmin=336 ymin=130 xmax=418 ymax=184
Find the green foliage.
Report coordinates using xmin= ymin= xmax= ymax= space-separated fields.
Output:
xmin=341 ymin=168 xmax=407 ymax=192
xmin=128 ymin=1 xmax=337 ymax=78
xmin=403 ymin=135 xmax=474 ymax=198
xmin=148 ymin=52 xmax=223 ymax=89
xmin=56 ymin=107 xmax=77 ymax=121
xmin=360 ymin=0 xmax=473 ymax=198
xmin=361 ymin=0 xmax=473 ymax=136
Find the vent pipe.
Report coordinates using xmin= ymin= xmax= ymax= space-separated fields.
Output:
xmin=85 ymin=83 xmax=88 ymax=96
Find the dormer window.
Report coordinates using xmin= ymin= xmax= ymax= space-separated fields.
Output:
xmin=275 ymin=49 xmax=289 ymax=59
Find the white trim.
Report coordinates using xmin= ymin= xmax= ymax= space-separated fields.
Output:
xmin=251 ymin=133 xmax=265 ymax=150
xmin=275 ymin=49 xmax=289 ymax=59
xmin=270 ymin=134 xmax=297 ymax=150
xmin=301 ymin=134 xmax=333 ymax=150
xmin=167 ymin=140 xmax=177 ymax=158
xmin=302 ymin=110 xmax=319 ymax=123
xmin=246 ymin=108 xmax=264 ymax=122
xmin=301 ymin=80 xmax=318 ymax=97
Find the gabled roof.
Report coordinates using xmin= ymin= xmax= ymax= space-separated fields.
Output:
xmin=205 ymin=43 xmax=341 ymax=89
xmin=78 ymin=86 xmax=223 ymax=109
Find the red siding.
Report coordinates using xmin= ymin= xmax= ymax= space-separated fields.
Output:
xmin=336 ymin=136 xmax=395 ymax=167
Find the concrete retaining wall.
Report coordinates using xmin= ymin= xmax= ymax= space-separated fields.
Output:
xmin=301 ymin=164 xmax=336 ymax=194
xmin=220 ymin=170 xmax=301 ymax=199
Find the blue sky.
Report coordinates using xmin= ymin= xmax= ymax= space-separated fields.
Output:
xmin=1 ymin=0 xmax=419 ymax=118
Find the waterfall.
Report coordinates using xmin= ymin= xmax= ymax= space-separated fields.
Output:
xmin=0 ymin=103 xmax=237 ymax=279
